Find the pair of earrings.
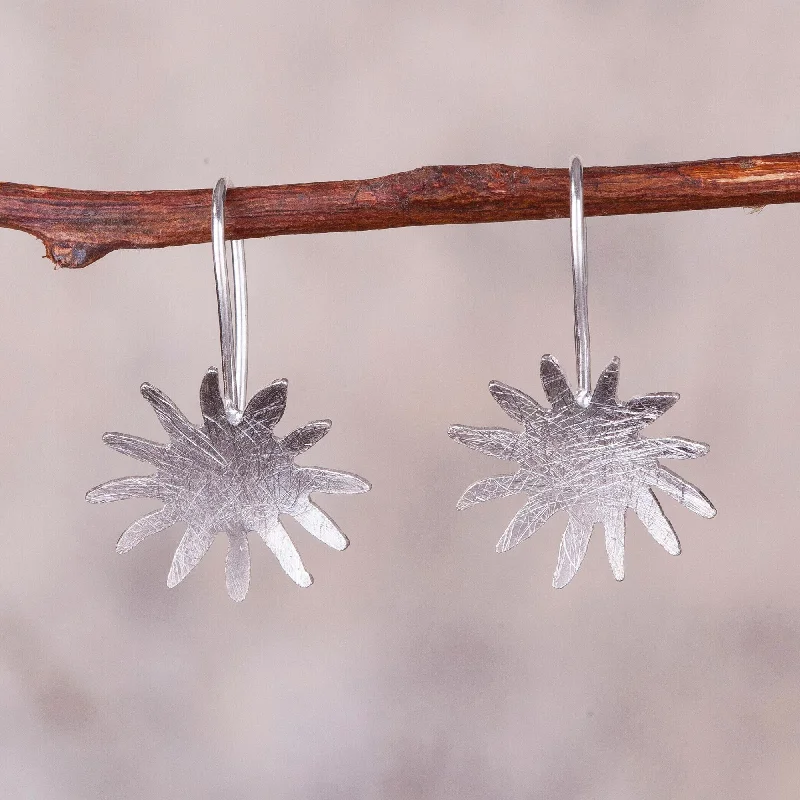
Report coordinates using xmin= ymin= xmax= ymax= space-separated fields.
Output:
xmin=86 ymin=160 xmax=715 ymax=601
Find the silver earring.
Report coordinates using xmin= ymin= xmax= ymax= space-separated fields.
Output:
xmin=87 ymin=178 xmax=370 ymax=601
xmin=448 ymin=157 xmax=715 ymax=588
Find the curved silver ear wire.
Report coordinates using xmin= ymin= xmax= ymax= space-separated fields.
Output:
xmin=211 ymin=178 xmax=249 ymax=424
xmin=570 ymin=156 xmax=591 ymax=407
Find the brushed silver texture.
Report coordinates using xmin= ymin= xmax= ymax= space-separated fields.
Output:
xmin=87 ymin=368 xmax=371 ymax=601
xmin=449 ymin=355 xmax=715 ymax=588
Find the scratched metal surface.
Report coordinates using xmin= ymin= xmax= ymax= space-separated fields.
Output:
xmin=86 ymin=368 xmax=370 ymax=600
xmin=450 ymin=355 xmax=715 ymax=587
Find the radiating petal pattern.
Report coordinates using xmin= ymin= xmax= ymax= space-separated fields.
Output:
xmin=450 ymin=354 xmax=714 ymax=587
xmin=88 ymin=372 xmax=369 ymax=600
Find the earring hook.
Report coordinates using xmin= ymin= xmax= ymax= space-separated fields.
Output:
xmin=570 ymin=156 xmax=591 ymax=407
xmin=212 ymin=177 xmax=249 ymax=425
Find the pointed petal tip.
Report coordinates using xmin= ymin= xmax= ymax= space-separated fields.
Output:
xmin=349 ymin=477 xmax=371 ymax=494
xmin=116 ymin=533 xmax=140 ymax=554
xmin=227 ymin=583 xmax=249 ymax=602
xmin=298 ymin=573 xmax=313 ymax=588
xmin=166 ymin=572 xmax=180 ymax=589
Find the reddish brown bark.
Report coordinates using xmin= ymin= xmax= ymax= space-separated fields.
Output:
xmin=1 ymin=152 xmax=798 ymax=269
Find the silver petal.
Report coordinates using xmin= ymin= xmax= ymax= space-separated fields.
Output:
xmin=292 ymin=501 xmax=349 ymax=550
xmin=648 ymin=436 xmax=710 ymax=460
xmin=553 ymin=516 xmax=593 ymax=588
xmin=450 ymin=356 xmax=714 ymax=587
xmin=634 ymin=487 xmax=681 ymax=555
xmin=260 ymin=519 xmax=312 ymax=587
xmin=86 ymin=475 xmax=163 ymax=504
xmin=117 ymin=506 xmax=179 ymax=553
xmin=89 ymin=373 xmax=369 ymax=599
xmin=540 ymin=355 xmax=574 ymax=410
xmin=649 ymin=465 xmax=716 ymax=518
xmin=457 ymin=473 xmax=524 ymax=510
xmin=603 ymin=509 xmax=625 ymax=580
xmin=167 ymin=527 xmax=216 ymax=587
xmin=488 ymin=381 xmax=544 ymax=425
xmin=298 ymin=467 xmax=371 ymax=495
xmin=282 ymin=420 xmax=332 ymax=454
xmin=448 ymin=425 xmax=518 ymax=461
xmin=496 ymin=498 xmax=558 ymax=553
xmin=225 ymin=531 xmax=251 ymax=602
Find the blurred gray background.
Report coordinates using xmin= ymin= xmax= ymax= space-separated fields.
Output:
xmin=1 ymin=1 xmax=799 ymax=798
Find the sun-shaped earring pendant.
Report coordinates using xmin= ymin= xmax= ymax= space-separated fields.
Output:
xmin=449 ymin=158 xmax=715 ymax=587
xmin=87 ymin=368 xmax=369 ymax=600
xmin=449 ymin=356 xmax=714 ymax=587
xmin=87 ymin=178 xmax=370 ymax=600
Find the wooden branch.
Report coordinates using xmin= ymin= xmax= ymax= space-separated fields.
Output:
xmin=2 ymin=152 xmax=800 ymax=269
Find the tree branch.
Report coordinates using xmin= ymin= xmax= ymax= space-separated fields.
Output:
xmin=2 ymin=152 xmax=799 ymax=269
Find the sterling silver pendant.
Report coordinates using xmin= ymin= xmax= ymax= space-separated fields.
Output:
xmin=87 ymin=369 xmax=369 ymax=600
xmin=87 ymin=178 xmax=370 ymax=600
xmin=449 ymin=158 xmax=715 ymax=587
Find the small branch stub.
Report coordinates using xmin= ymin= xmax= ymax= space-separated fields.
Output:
xmin=2 ymin=152 xmax=800 ymax=268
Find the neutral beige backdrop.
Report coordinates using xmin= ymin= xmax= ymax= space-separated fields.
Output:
xmin=1 ymin=1 xmax=799 ymax=798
